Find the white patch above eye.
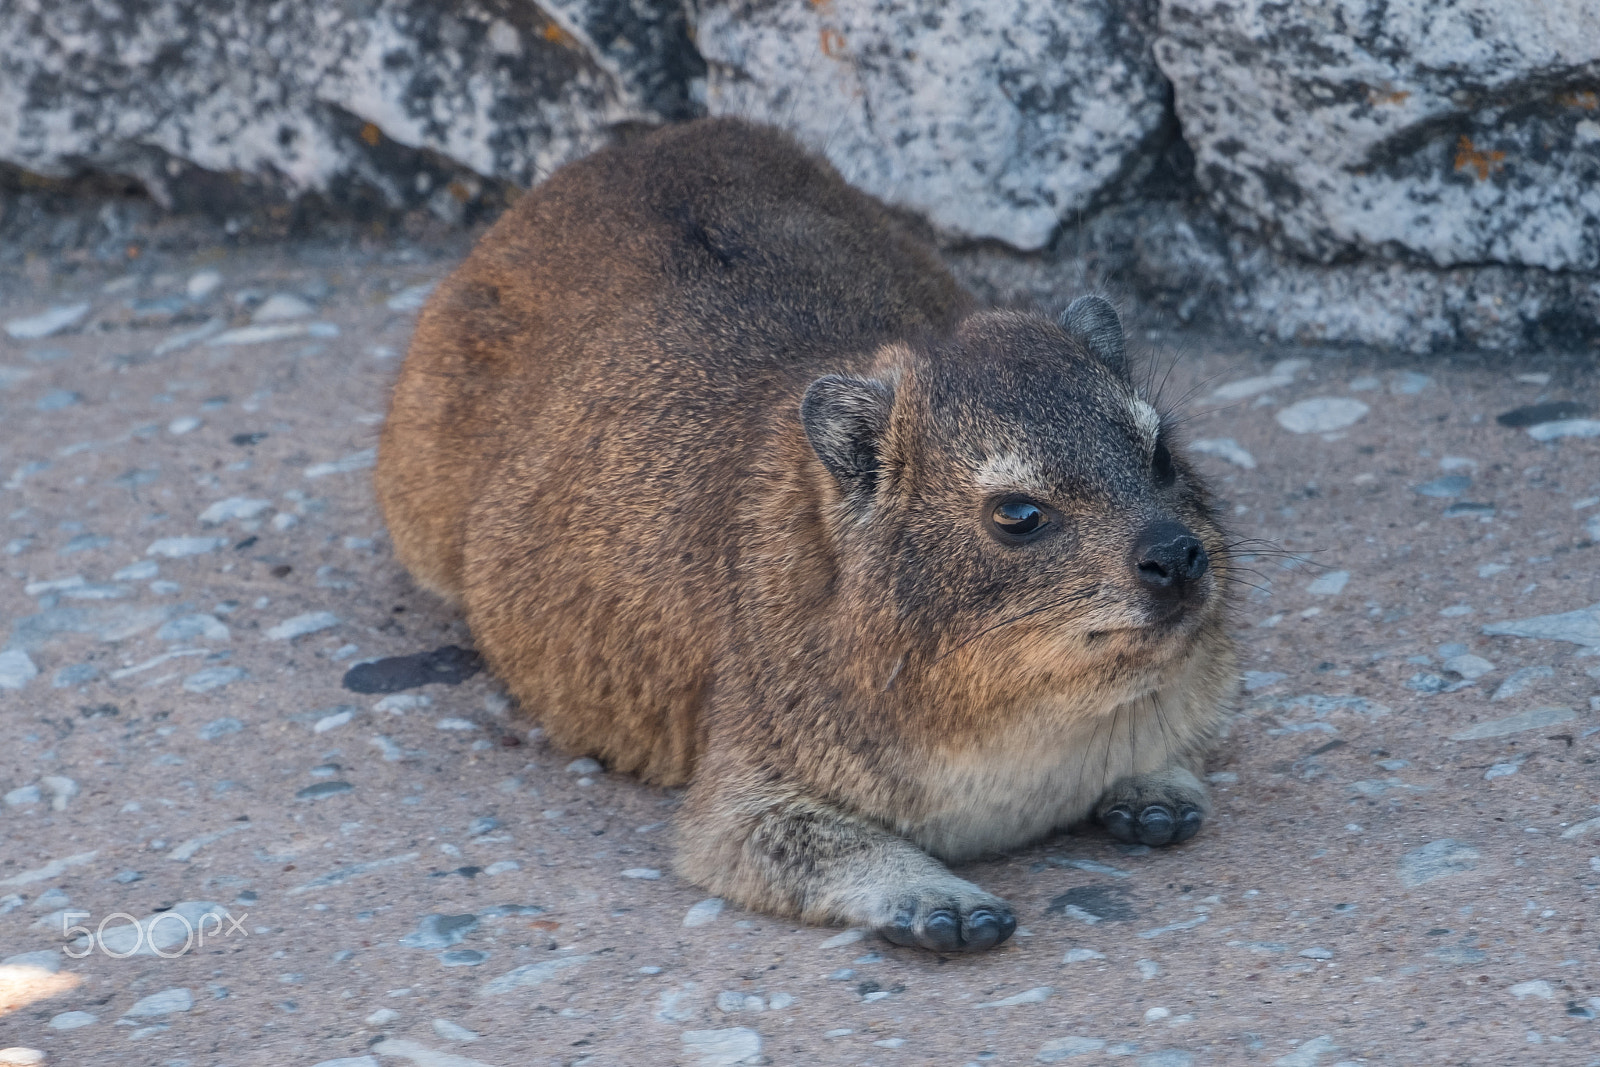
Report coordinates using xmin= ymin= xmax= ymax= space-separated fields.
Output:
xmin=975 ymin=451 xmax=1050 ymax=496
xmin=1130 ymin=398 xmax=1161 ymax=445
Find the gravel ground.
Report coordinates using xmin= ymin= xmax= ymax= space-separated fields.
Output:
xmin=1 ymin=235 xmax=1597 ymax=1067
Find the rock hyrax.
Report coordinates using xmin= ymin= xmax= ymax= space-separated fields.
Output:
xmin=377 ymin=118 xmax=1238 ymax=952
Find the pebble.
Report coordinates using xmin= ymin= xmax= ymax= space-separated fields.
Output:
xmin=366 ymin=1008 xmax=401 ymax=1026
xmin=0 ymin=650 xmax=39 ymax=690
xmin=1442 ymin=654 xmax=1494 ymax=680
xmin=1450 ymin=706 xmax=1574 ymax=740
xmin=1242 ymin=670 xmax=1286 ymax=691
xmin=305 ymin=448 xmax=377 ymax=479
xmin=121 ymin=987 xmax=195 ymax=1017
xmin=5 ymin=785 xmax=41 ymax=807
xmin=368 ymin=1039 xmax=493 ymax=1067
xmin=1211 ymin=359 xmax=1307 ymax=400
xmin=1483 ymin=603 xmax=1600 ymax=648
xmin=387 ymin=282 xmax=438 ymax=311
xmin=267 ymin=611 xmax=340 ymax=640
xmin=47 ymin=1011 xmax=97 ymax=1030
xmin=1275 ymin=398 xmax=1369 ymax=434
xmin=1413 ymin=475 xmax=1471 ymax=498
xmin=252 ymin=293 xmax=316 ymax=322
xmin=622 ymin=868 xmax=663 ymax=880
xmin=35 ymin=389 xmax=82 ymax=412
xmin=1509 ymin=979 xmax=1553 ymax=999
xmin=680 ymin=1027 xmax=761 ymax=1067
xmin=198 ymin=717 xmax=244 ymax=740
xmin=480 ymin=952 xmax=595 ymax=994
xmin=187 ymin=270 xmax=223 ymax=300
xmin=819 ymin=929 xmax=864 ymax=948
xmin=1390 ymin=371 xmax=1431 ymax=395
xmin=341 ymin=646 xmax=482 ymax=693
xmin=158 ymin=614 xmax=231 ymax=642
xmin=1495 ymin=401 xmax=1589 ymax=427
xmin=208 ymin=323 xmax=307 ymax=346
xmin=315 ymin=709 xmax=354 ymax=733
xmin=1398 ymin=839 xmax=1481 ymax=887
xmin=439 ymin=949 xmax=488 ymax=966
xmin=1305 ymin=571 xmax=1349 ymax=596
xmin=1490 ymin=666 xmax=1554 ymax=701
xmin=1064 ymin=948 xmax=1106 ymax=963
xmin=767 ymin=992 xmax=794 ymax=1009
xmin=1298 ymin=947 xmax=1334 ymax=960
xmin=978 ymin=986 xmax=1053 ymax=1007
xmin=311 ymin=1060 xmax=378 ymax=1067
xmin=147 ymin=536 xmax=227 ymax=558
xmin=435 ymin=718 xmax=477 ymax=731
xmin=431 ymin=1019 xmax=479 ymax=1042
xmin=1526 ymin=419 xmax=1600 ymax=441
xmin=183 ymin=667 xmax=245 ymax=693
xmin=1037 ymin=1036 xmax=1107 ymax=1061
xmin=1189 ymin=438 xmax=1256 ymax=469
xmin=113 ymin=560 xmax=160 ymax=580
xmin=199 ymin=497 xmax=272 ymax=525
xmin=1137 ymin=960 xmax=1162 ymax=979
xmin=0 ymin=1051 xmax=45 ymax=1067
xmin=482 ymin=861 xmax=519 ymax=876
xmin=566 ymin=757 xmax=603 ymax=775
xmin=684 ymin=898 xmax=725 ymax=927
xmin=296 ymin=780 xmax=354 ymax=800
xmin=5 ymin=302 xmax=90 ymax=340
xmin=40 ymin=776 xmax=77 ymax=810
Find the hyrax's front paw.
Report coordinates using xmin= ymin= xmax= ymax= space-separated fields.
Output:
xmin=1095 ymin=766 xmax=1209 ymax=847
xmin=872 ymin=878 xmax=1016 ymax=953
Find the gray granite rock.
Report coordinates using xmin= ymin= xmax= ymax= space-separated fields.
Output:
xmin=0 ymin=0 xmax=701 ymax=218
xmin=697 ymin=0 xmax=1171 ymax=248
xmin=1155 ymin=0 xmax=1600 ymax=271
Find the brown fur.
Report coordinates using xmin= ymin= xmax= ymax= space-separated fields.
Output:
xmin=377 ymin=118 xmax=1238 ymax=951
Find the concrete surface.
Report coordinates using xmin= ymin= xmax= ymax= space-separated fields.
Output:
xmin=1 ymin=235 xmax=1598 ymax=1067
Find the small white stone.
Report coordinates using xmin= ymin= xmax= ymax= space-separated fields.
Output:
xmin=251 ymin=293 xmax=316 ymax=322
xmin=199 ymin=497 xmax=272 ymax=525
xmin=1443 ymin=654 xmax=1494 ymax=680
xmin=1144 ymin=1006 xmax=1171 ymax=1022
xmin=1137 ymin=959 xmax=1161 ymax=980
xmin=1527 ymin=419 xmax=1600 ymax=441
xmin=680 ymin=1027 xmax=761 ymax=1067
xmin=483 ymin=861 xmax=519 ymax=875
xmin=1064 ymin=948 xmax=1106 ymax=963
xmin=977 ymin=985 xmax=1053 ymax=1008
xmin=565 ymin=757 xmax=603 ymax=775
xmin=387 ymin=283 xmax=438 ymax=312
xmin=207 ymin=323 xmax=307 ymax=346
xmin=6 ymin=302 xmax=90 ymax=340
xmin=1189 ymin=437 xmax=1256 ymax=469
xmin=1509 ymin=979 xmax=1553 ymax=999
xmin=683 ymin=898 xmax=725 ymax=927
xmin=1305 ymin=571 xmax=1349 ymax=596
xmin=1276 ymin=397 xmax=1369 ymax=434
xmin=147 ymin=536 xmax=227 ymax=558
xmin=304 ymin=448 xmax=377 ymax=479
xmin=622 ymin=868 xmax=662 ymax=880
xmin=819 ymin=929 xmax=864 ymax=949
xmin=271 ymin=512 xmax=299 ymax=531
xmin=114 ymin=560 xmax=159 ymax=581
xmin=365 ymin=1007 xmax=400 ymax=1026
xmin=47 ymin=1011 xmax=97 ymax=1030
xmin=186 ymin=270 xmax=223 ymax=300
xmin=121 ymin=987 xmax=195 ymax=1017
xmin=266 ymin=612 xmax=340 ymax=640
xmin=431 ymin=1019 xmax=479 ymax=1042
xmin=435 ymin=718 xmax=477 ymax=731
xmin=0 ymin=650 xmax=39 ymax=690
xmin=314 ymin=710 xmax=353 ymax=733
xmin=0 ymin=1049 xmax=46 ymax=1066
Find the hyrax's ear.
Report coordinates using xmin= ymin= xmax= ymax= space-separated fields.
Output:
xmin=1059 ymin=296 xmax=1126 ymax=378
xmin=800 ymin=374 xmax=895 ymax=500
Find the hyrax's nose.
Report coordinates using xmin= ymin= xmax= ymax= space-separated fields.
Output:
xmin=1132 ymin=521 xmax=1209 ymax=594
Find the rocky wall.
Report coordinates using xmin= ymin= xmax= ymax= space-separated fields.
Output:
xmin=1 ymin=0 xmax=1595 ymax=353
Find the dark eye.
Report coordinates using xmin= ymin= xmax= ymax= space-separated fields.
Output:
xmin=990 ymin=498 xmax=1048 ymax=540
xmin=1152 ymin=438 xmax=1176 ymax=487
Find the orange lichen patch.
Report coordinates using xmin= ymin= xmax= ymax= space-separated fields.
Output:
xmin=542 ymin=22 xmax=578 ymax=48
xmin=1367 ymin=86 xmax=1411 ymax=105
xmin=1454 ymin=136 xmax=1506 ymax=181
xmin=820 ymin=26 xmax=847 ymax=58
xmin=360 ymin=122 xmax=383 ymax=147
xmin=0 ymin=964 xmax=81 ymax=1016
xmin=1558 ymin=90 xmax=1598 ymax=110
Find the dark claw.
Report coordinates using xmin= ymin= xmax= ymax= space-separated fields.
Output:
xmin=1173 ymin=804 xmax=1203 ymax=843
xmin=922 ymin=909 xmax=961 ymax=952
xmin=1136 ymin=804 xmax=1176 ymax=846
xmin=1100 ymin=804 xmax=1137 ymax=843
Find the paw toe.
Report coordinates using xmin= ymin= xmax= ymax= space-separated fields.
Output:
xmin=962 ymin=907 xmax=1014 ymax=952
xmin=1136 ymin=804 xmax=1176 ymax=846
xmin=921 ymin=909 xmax=962 ymax=952
xmin=1173 ymin=804 xmax=1203 ymax=843
xmin=1100 ymin=804 xmax=1137 ymax=843
xmin=879 ymin=906 xmax=919 ymax=948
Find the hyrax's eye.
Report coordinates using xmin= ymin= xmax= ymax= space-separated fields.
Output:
xmin=990 ymin=498 xmax=1049 ymax=540
xmin=1152 ymin=438 xmax=1176 ymax=487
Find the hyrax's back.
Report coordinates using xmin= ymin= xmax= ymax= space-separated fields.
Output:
xmin=377 ymin=119 xmax=968 ymax=784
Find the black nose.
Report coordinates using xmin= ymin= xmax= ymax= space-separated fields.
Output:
xmin=1132 ymin=521 xmax=1209 ymax=593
